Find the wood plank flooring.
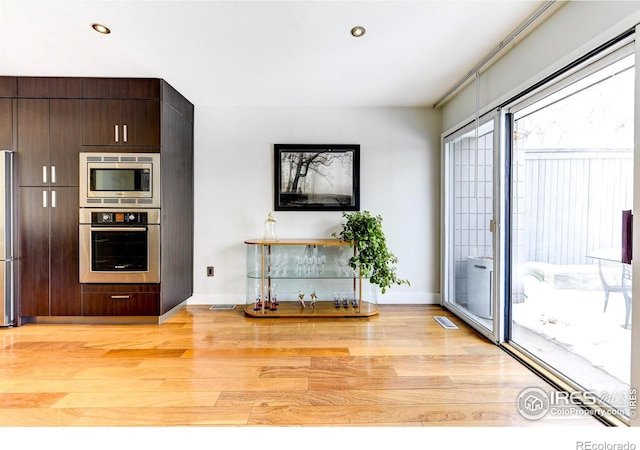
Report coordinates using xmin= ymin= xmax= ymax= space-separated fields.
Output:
xmin=0 ymin=304 xmax=602 ymax=427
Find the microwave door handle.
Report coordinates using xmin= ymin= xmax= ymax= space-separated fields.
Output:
xmin=89 ymin=227 xmax=147 ymax=232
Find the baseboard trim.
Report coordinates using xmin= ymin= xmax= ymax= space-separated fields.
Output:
xmin=19 ymin=300 xmax=188 ymax=325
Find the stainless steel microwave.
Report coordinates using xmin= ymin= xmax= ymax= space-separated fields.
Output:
xmin=79 ymin=153 xmax=160 ymax=208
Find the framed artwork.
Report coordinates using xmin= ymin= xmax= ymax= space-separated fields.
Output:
xmin=274 ymin=144 xmax=360 ymax=211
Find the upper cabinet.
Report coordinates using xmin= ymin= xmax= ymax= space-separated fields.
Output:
xmin=0 ymin=78 xmax=17 ymax=151
xmin=81 ymin=78 xmax=161 ymax=148
xmin=16 ymin=99 xmax=48 ymax=187
xmin=81 ymin=78 xmax=160 ymax=99
xmin=50 ymin=99 xmax=83 ymax=185
xmin=0 ymin=99 xmax=13 ymax=151
xmin=82 ymin=99 xmax=160 ymax=147
xmin=18 ymin=77 xmax=81 ymax=99
xmin=16 ymin=98 xmax=82 ymax=187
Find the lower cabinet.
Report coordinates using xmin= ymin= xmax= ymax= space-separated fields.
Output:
xmin=81 ymin=284 xmax=160 ymax=316
xmin=18 ymin=187 xmax=81 ymax=317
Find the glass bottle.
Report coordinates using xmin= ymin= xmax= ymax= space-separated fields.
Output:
xmin=263 ymin=212 xmax=278 ymax=241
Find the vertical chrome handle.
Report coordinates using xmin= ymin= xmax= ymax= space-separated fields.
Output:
xmin=42 ymin=190 xmax=47 ymax=208
xmin=51 ymin=165 xmax=56 ymax=184
xmin=115 ymin=124 xmax=119 ymax=143
xmin=51 ymin=190 xmax=56 ymax=208
xmin=123 ymin=124 xmax=128 ymax=143
xmin=42 ymin=166 xmax=47 ymax=183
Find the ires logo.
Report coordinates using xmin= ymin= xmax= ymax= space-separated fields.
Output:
xmin=549 ymin=390 xmax=598 ymax=406
xmin=517 ymin=387 xmax=550 ymax=420
xmin=517 ymin=387 xmax=632 ymax=420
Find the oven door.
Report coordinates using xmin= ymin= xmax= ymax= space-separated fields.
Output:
xmin=79 ymin=223 xmax=160 ymax=283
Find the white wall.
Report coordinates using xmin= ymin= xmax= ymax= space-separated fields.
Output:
xmin=190 ymin=106 xmax=442 ymax=306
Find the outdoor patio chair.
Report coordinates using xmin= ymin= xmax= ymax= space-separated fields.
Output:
xmin=619 ymin=264 xmax=632 ymax=329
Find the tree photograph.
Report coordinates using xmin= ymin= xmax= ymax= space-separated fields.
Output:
xmin=274 ymin=145 xmax=360 ymax=211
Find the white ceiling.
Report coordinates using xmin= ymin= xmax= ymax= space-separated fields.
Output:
xmin=0 ymin=0 xmax=547 ymax=107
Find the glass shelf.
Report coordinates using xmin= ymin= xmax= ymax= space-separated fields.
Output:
xmin=244 ymin=239 xmax=378 ymax=318
xmin=246 ymin=271 xmax=358 ymax=280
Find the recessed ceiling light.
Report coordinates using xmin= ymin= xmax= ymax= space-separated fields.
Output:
xmin=92 ymin=23 xmax=111 ymax=34
xmin=351 ymin=26 xmax=366 ymax=38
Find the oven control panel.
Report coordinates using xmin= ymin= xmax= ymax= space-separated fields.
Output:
xmin=91 ymin=211 xmax=148 ymax=225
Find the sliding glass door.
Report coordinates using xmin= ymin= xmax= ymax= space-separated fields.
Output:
xmin=505 ymin=44 xmax=635 ymax=422
xmin=443 ymin=114 xmax=499 ymax=341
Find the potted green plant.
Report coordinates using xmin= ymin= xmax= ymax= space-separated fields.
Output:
xmin=332 ymin=210 xmax=410 ymax=293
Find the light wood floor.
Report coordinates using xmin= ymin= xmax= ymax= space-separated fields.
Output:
xmin=0 ymin=304 xmax=602 ymax=427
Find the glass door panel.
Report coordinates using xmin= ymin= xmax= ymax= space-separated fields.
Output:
xmin=508 ymin=52 xmax=634 ymax=420
xmin=444 ymin=116 xmax=497 ymax=340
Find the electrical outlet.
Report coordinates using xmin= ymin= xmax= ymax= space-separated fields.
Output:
xmin=206 ymin=266 xmax=214 ymax=277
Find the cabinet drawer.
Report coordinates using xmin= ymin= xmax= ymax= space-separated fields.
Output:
xmin=83 ymin=292 xmax=160 ymax=316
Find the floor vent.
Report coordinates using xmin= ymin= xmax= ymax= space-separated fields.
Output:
xmin=209 ymin=305 xmax=236 ymax=310
xmin=434 ymin=316 xmax=458 ymax=329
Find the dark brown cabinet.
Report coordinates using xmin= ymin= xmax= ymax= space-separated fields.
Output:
xmin=0 ymin=77 xmax=17 ymax=98
xmin=49 ymin=187 xmax=81 ymax=315
xmin=0 ymin=77 xmax=17 ymax=152
xmin=82 ymin=284 xmax=160 ymax=316
xmin=0 ymin=99 xmax=13 ymax=150
xmin=17 ymin=99 xmax=48 ymax=187
xmin=12 ymin=76 xmax=193 ymax=324
xmin=50 ymin=100 xmax=83 ymax=185
xmin=17 ymin=77 xmax=81 ymax=99
xmin=17 ymin=99 xmax=82 ymax=187
xmin=82 ymin=99 xmax=160 ymax=147
xmin=16 ymin=98 xmax=82 ymax=317
xmin=18 ymin=187 xmax=80 ymax=316
xmin=159 ymin=97 xmax=194 ymax=315
xmin=17 ymin=187 xmax=49 ymax=316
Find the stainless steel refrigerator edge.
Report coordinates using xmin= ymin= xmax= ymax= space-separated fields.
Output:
xmin=0 ymin=150 xmax=14 ymax=326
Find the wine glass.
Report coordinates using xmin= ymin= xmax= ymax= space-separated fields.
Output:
xmin=269 ymin=283 xmax=278 ymax=310
xmin=253 ymin=285 xmax=262 ymax=311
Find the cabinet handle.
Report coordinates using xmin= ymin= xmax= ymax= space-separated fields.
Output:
xmin=51 ymin=166 xmax=56 ymax=184
xmin=110 ymin=295 xmax=130 ymax=300
xmin=42 ymin=190 xmax=47 ymax=208
xmin=51 ymin=190 xmax=56 ymax=208
xmin=89 ymin=226 xmax=147 ymax=232
xmin=42 ymin=166 xmax=47 ymax=184
xmin=123 ymin=124 xmax=128 ymax=143
xmin=115 ymin=124 xmax=119 ymax=143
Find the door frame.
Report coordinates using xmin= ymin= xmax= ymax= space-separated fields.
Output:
xmin=441 ymin=110 xmax=502 ymax=344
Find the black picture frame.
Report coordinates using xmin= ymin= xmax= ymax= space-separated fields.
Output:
xmin=274 ymin=144 xmax=360 ymax=211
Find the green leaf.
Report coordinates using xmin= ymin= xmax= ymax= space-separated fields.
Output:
xmin=332 ymin=210 xmax=409 ymax=293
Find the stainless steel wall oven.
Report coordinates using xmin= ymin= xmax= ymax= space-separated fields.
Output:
xmin=79 ymin=208 xmax=160 ymax=283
